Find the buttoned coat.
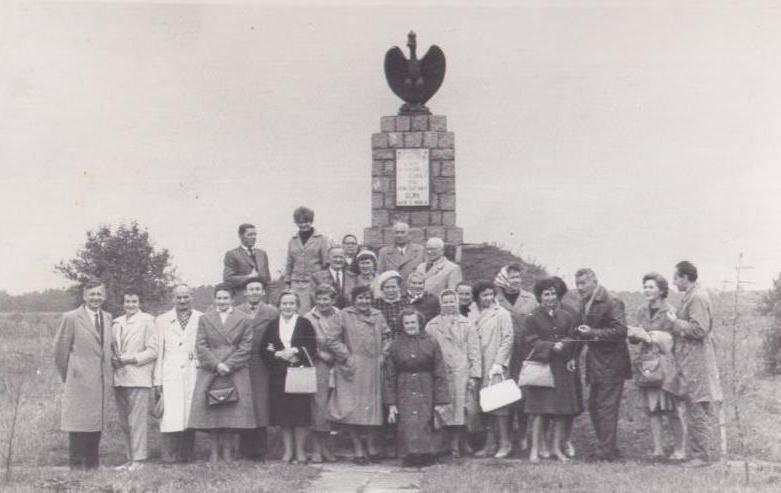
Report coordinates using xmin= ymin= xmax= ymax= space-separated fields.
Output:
xmin=311 ymin=268 xmax=357 ymax=309
xmin=285 ymin=230 xmax=330 ymax=283
xmin=304 ymin=307 xmax=340 ymax=431
xmin=112 ymin=311 xmax=158 ymax=388
xmin=188 ymin=310 xmax=256 ymax=429
xmin=326 ymin=306 xmax=389 ymax=425
xmin=53 ymin=306 xmax=114 ymax=432
xmin=671 ymin=284 xmax=723 ymax=402
xmin=378 ymin=243 xmax=425 ymax=290
xmin=415 ymin=256 xmax=463 ymax=297
xmin=153 ymin=309 xmax=202 ymax=432
xmin=223 ymin=246 xmax=271 ymax=290
xmin=426 ymin=314 xmax=481 ymax=425
xmin=236 ymin=302 xmax=279 ymax=427
xmin=580 ymin=286 xmax=632 ymax=384
xmin=469 ymin=304 xmax=514 ymax=388
xmin=495 ymin=288 xmax=538 ymax=382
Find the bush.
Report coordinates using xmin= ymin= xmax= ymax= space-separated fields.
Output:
xmin=758 ymin=274 xmax=781 ymax=374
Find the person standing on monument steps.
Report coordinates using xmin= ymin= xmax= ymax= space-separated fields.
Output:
xmin=52 ymin=278 xmax=114 ymax=470
xmin=285 ymin=206 xmax=330 ymax=314
xmin=415 ymin=237 xmax=462 ymax=297
xmin=236 ymin=277 xmax=279 ymax=462
xmin=223 ymin=223 xmax=271 ymax=292
xmin=311 ymin=245 xmax=357 ymax=309
xmin=153 ymin=284 xmax=202 ymax=464
xmin=574 ymin=268 xmax=631 ymax=462
xmin=342 ymin=234 xmax=362 ymax=275
xmin=378 ymin=222 xmax=424 ymax=292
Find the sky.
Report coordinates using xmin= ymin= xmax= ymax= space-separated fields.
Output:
xmin=1 ymin=0 xmax=781 ymax=294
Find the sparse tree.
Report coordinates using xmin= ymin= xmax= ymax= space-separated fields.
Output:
xmin=55 ymin=221 xmax=175 ymax=315
xmin=758 ymin=273 xmax=781 ymax=374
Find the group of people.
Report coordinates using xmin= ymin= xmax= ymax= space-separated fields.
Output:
xmin=52 ymin=206 xmax=723 ymax=471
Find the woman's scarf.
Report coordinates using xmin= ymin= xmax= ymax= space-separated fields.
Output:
xmin=494 ymin=266 xmax=519 ymax=294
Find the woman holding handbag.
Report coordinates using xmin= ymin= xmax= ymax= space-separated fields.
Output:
xmin=384 ymin=309 xmax=450 ymax=467
xmin=628 ymin=272 xmax=686 ymax=462
xmin=303 ymin=284 xmax=340 ymax=463
xmin=188 ymin=285 xmax=255 ymax=463
xmin=261 ymin=290 xmax=317 ymax=463
xmin=522 ymin=278 xmax=582 ymax=463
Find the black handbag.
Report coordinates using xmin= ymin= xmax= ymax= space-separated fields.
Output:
xmin=634 ymin=352 xmax=665 ymax=388
xmin=206 ymin=374 xmax=239 ymax=406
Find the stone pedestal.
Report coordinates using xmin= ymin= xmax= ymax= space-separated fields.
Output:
xmin=363 ymin=114 xmax=464 ymax=248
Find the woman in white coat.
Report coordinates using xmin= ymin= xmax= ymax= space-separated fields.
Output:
xmin=153 ymin=284 xmax=203 ymax=463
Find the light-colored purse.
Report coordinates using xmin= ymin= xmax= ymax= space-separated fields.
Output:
xmin=285 ymin=347 xmax=317 ymax=394
xmin=479 ymin=375 xmax=522 ymax=412
xmin=517 ymin=349 xmax=555 ymax=388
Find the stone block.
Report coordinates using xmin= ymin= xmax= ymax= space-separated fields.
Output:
xmin=430 ymin=115 xmax=447 ymax=131
xmin=389 ymin=211 xmax=410 ymax=224
xmin=445 ymin=227 xmax=464 ymax=244
xmin=372 ymin=160 xmax=385 ymax=177
xmin=385 ymin=192 xmax=397 ymax=208
xmin=431 ymin=149 xmax=455 ymax=160
xmin=388 ymin=132 xmax=403 ymax=148
xmin=423 ymin=131 xmax=439 ymax=148
xmin=396 ymin=116 xmax=411 ymax=132
xmin=426 ymin=226 xmax=446 ymax=240
xmin=438 ymin=132 xmax=455 ymax=149
xmin=440 ymin=193 xmax=456 ymax=210
xmin=384 ymin=161 xmax=395 ymax=176
xmin=372 ymin=133 xmax=388 ymax=149
xmin=411 ymin=115 xmax=429 ymax=131
xmin=440 ymin=160 xmax=455 ymax=177
xmin=404 ymin=132 xmax=423 ymax=147
xmin=372 ymin=209 xmax=390 ymax=227
xmin=430 ymin=211 xmax=443 ymax=225
xmin=431 ymin=194 xmax=439 ymax=209
xmin=442 ymin=211 xmax=456 ymax=226
xmin=364 ymin=227 xmax=383 ymax=247
xmin=380 ymin=116 xmax=395 ymax=132
xmin=373 ymin=149 xmax=395 ymax=160
xmin=410 ymin=210 xmax=430 ymax=226
xmin=408 ymin=227 xmax=425 ymax=244
xmin=372 ymin=192 xmax=385 ymax=209
xmin=433 ymin=177 xmax=456 ymax=194
xmin=430 ymin=161 xmax=441 ymax=177
xmin=372 ymin=177 xmax=391 ymax=193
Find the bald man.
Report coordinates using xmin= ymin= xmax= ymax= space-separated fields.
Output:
xmin=414 ymin=237 xmax=463 ymax=296
xmin=377 ymin=222 xmax=424 ymax=291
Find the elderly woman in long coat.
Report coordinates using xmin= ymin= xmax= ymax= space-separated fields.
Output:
xmin=469 ymin=280 xmax=515 ymax=459
xmin=326 ymin=285 xmax=390 ymax=464
xmin=188 ymin=286 xmax=255 ymax=462
xmin=426 ymin=289 xmax=482 ymax=457
xmin=385 ymin=309 xmax=450 ymax=467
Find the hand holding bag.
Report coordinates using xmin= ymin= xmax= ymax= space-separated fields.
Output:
xmin=517 ymin=348 xmax=555 ymax=388
xmin=207 ymin=374 xmax=239 ymax=406
xmin=634 ymin=351 xmax=665 ymax=388
xmin=479 ymin=374 xmax=522 ymax=413
xmin=285 ymin=347 xmax=317 ymax=394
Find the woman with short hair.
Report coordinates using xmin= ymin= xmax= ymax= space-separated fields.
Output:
xmin=628 ymin=272 xmax=686 ymax=461
xmin=355 ymin=250 xmax=380 ymax=297
xmin=426 ymin=289 xmax=482 ymax=457
xmin=261 ymin=290 xmax=317 ymax=463
xmin=285 ymin=206 xmax=330 ymax=314
xmin=326 ymin=285 xmax=389 ymax=464
xmin=188 ymin=285 xmax=255 ymax=462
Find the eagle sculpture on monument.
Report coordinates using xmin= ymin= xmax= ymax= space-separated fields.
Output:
xmin=384 ymin=31 xmax=446 ymax=115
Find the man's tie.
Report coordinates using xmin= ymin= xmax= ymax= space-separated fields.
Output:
xmin=94 ymin=311 xmax=103 ymax=346
xmin=335 ymin=270 xmax=343 ymax=291
xmin=248 ymin=248 xmax=259 ymax=273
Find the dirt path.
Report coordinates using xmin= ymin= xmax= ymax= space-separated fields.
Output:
xmin=305 ymin=462 xmax=423 ymax=493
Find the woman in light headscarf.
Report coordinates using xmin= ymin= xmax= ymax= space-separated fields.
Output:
xmin=426 ymin=289 xmax=482 ymax=457
xmin=373 ymin=270 xmax=409 ymax=342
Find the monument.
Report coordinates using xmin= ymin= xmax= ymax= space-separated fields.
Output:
xmin=363 ymin=32 xmax=464 ymax=248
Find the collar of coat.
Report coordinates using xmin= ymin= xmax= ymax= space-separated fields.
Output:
xmin=291 ymin=229 xmax=323 ymax=241
xmin=204 ymin=308 xmax=244 ymax=338
xmin=165 ymin=308 xmax=201 ymax=324
xmin=343 ymin=305 xmax=382 ymax=322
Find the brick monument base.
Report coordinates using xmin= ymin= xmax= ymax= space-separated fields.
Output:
xmin=363 ymin=114 xmax=464 ymax=248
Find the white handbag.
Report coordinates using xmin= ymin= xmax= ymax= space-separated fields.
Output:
xmin=285 ymin=347 xmax=317 ymax=394
xmin=479 ymin=375 xmax=522 ymax=412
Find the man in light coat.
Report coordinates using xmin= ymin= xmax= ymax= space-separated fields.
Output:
xmin=236 ymin=277 xmax=279 ymax=461
xmin=415 ymin=237 xmax=463 ymax=297
xmin=667 ymin=261 xmax=723 ymax=466
xmin=223 ymin=223 xmax=272 ymax=292
xmin=153 ymin=284 xmax=202 ymax=463
xmin=111 ymin=291 xmax=158 ymax=471
xmin=52 ymin=278 xmax=114 ymax=470
xmin=377 ymin=222 xmax=424 ymax=292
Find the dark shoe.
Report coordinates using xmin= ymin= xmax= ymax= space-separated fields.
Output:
xmin=352 ymin=456 xmax=369 ymax=465
xmin=368 ymin=454 xmax=383 ymax=464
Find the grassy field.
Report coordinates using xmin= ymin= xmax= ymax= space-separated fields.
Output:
xmin=1 ymin=289 xmax=779 ymax=491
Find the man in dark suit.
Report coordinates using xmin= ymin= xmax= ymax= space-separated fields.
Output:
xmin=341 ymin=234 xmax=361 ymax=275
xmin=377 ymin=222 xmax=424 ymax=292
xmin=574 ymin=268 xmax=631 ymax=462
xmin=223 ymin=223 xmax=271 ymax=292
xmin=311 ymin=246 xmax=357 ymax=309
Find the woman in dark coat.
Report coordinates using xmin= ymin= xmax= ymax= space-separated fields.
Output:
xmin=523 ymin=278 xmax=582 ymax=463
xmin=261 ymin=290 xmax=317 ymax=463
xmin=188 ymin=285 xmax=255 ymax=463
xmin=384 ymin=309 xmax=450 ymax=467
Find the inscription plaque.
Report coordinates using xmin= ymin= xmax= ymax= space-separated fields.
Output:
xmin=395 ymin=148 xmax=430 ymax=207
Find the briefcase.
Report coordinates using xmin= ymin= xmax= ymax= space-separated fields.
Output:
xmin=207 ymin=375 xmax=239 ymax=406
xmin=479 ymin=376 xmax=522 ymax=413
xmin=285 ymin=347 xmax=317 ymax=394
